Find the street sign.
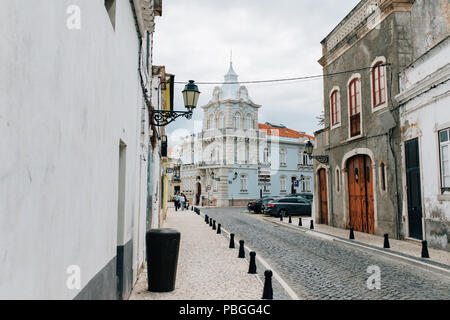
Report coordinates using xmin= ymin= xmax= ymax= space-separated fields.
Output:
xmin=293 ymin=179 xmax=299 ymax=187
xmin=206 ymin=185 xmax=211 ymax=191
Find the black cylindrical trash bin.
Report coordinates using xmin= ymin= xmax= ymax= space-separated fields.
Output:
xmin=146 ymin=228 xmax=181 ymax=292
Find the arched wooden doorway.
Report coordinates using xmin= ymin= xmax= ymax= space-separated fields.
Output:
xmin=347 ymin=155 xmax=374 ymax=234
xmin=318 ymin=168 xmax=328 ymax=225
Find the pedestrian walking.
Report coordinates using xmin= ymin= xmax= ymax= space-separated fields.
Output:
xmin=180 ymin=194 xmax=186 ymax=211
xmin=174 ymin=193 xmax=180 ymax=211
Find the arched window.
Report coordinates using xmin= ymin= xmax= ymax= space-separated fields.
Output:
xmin=217 ymin=113 xmax=225 ymax=129
xmin=245 ymin=114 xmax=252 ymax=129
xmin=213 ymin=176 xmax=218 ymax=192
xmin=372 ymin=60 xmax=387 ymax=109
xmin=234 ymin=113 xmax=241 ymax=129
xmin=348 ymin=76 xmax=361 ymax=137
xmin=305 ymin=176 xmax=312 ymax=192
xmin=336 ymin=168 xmax=341 ymax=193
xmin=240 ymin=174 xmax=248 ymax=193
xmin=330 ymin=88 xmax=341 ymax=127
xmin=380 ymin=162 xmax=387 ymax=192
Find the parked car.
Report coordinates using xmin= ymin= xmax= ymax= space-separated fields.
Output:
xmin=247 ymin=197 xmax=279 ymax=214
xmin=264 ymin=197 xmax=312 ymax=217
xmin=287 ymin=193 xmax=313 ymax=202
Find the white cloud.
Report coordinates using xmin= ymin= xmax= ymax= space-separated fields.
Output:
xmin=153 ymin=0 xmax=361 ymax=147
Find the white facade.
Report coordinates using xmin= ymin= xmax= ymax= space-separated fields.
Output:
xmin=396 ymin=36 xmax=450 ymax=251
xmin=0 ymin=0 xmax=158 ymax=299
xmin=180 ymin=63 xmax=314 ymax=207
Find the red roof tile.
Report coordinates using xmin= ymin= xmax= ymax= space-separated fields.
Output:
xmin=258 ymin=123 xmax=315 ymax=140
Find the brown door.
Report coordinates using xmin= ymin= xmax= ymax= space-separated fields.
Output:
xmin=318 ymin=169 xmax=328 ymax=225
xmin=347 ymin=155 xmax=375 ymax=234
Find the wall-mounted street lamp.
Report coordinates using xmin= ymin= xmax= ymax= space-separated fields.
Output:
xmin=151 ymin=80 xmax=201 ymax=127
xmin=210 ymin=171 xmax=220 ymax=182
xmin=305 ymin=141 xmax=329 ymax=165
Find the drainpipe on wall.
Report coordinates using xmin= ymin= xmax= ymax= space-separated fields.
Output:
xmin=389 ymin=129 xmax=402 ymax=240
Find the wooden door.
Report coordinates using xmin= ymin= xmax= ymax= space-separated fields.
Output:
xmin=405 ymin=139 xmax=423 ymax=240
xmin=347 ymin=155 xmax=375 ymax=234
xmin=318 ymin=169 xmax=328 ymax=225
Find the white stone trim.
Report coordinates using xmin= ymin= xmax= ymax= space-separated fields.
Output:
xmin=329 ymin=86 xmax=342 ymax=130
xmin=346 ymin=74 xmax=364 ymax=140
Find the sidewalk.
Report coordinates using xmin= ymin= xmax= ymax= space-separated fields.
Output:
xmin=130 ymin=206 xmax=264 ymax=300
xmin=263 ymin=215 xmax=450 ymax=270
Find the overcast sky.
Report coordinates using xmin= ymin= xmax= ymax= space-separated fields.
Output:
xmin=152 ymin=0 xmax=360 ymax=147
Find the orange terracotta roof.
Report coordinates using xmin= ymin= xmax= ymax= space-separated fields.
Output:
xmin=258 ymin=123 xmax=315 ymax=140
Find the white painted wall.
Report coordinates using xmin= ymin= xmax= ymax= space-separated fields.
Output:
xmin=0 ymin=0 xmax=151 ymax=299
xmin=398 ymin=38 xmax=450 ymax=246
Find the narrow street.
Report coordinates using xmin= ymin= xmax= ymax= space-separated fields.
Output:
xmin=203 ymin=208 xmax=450 ymax=300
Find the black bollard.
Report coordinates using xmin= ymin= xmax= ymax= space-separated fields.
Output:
xmin=209 ymin=219 xmax=213 ymax=227
xmin=248 ymin=252 xmax=257 ymax=274
xmin=299 ymin=218 xmax=302 ymax=227
xmin=280 ymin=215 xmax=283 ymax=222
xmin=383 ymin=234 xmax=390 ymax=248
xmin=289 ymin=215 xmax=292 ymax=224
xmin=238 ymin=240 xmax=245 ymax=258
xmin=212 ymin=220 xmax=216 ymax=230
xmin=205 ymin=215 xmax=208 ymax=223
xmin=421 ymin=240 xmax=430 ymax=258
xmin=310 ymin=220 xmax=314 ymax=230
xmin=262 ymin=270 xmax=273 ymax=300
xmin=349 ymin=228 xmax=355 ymax=240
xmin=229 ymin=233 xmax=235 ymax=249
xmin=217 ymin=224 xmax=221 ymax=234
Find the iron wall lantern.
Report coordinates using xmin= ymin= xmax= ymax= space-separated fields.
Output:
xmin=305 ymin=140 xmax=329 ymax=165
xmin=151 ymin=80 xmax=201 ymax=127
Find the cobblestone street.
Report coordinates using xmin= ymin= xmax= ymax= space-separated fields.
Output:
xmin=203 ymin=208 xmax=450 ymax=300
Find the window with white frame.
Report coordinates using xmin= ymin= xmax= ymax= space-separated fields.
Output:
xmin=330 ymin=88 xmax=341 ymax=127
xmin=439 ymin=128 xmax=450 ymax=192
xmin=218 ymin=113 xmax=225 ymax=129
xmin=234 ymin=113 xmax=241 ymax=129
xmin=280 ymin=176 xmax=287 ymax=192
xmin=213 ymin=177 xmax=218 ymax=192
xmin=280 ymin=148 xmax=287 ymax=166
xmin=348 ymin=76 xmax=361 ymax=137
xmin=336 ymin=168 xmax=341 ymax=193
xmin=371 ymin=60 xmax=387 ymax=109
xmin=380 ymin=162 xmax=387 ymax=192
xmin=245 ymin=115 xmax=252 ymax=129
xmin=240 ymin=174 xmax=248 ymax=193
xmin=263 ymin=147 xmax=269 ymax=164
xmin=305 ymin=176 xmax=311 ymax=192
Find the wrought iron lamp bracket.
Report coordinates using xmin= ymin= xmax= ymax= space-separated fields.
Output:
xmin=150 ymin=110 xmax=193 ymax=127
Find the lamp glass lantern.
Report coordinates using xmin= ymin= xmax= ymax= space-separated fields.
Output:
xmin=182 ymin=80 xmax=201 ymax=111
xmin=305 ymin=141 xmax=314 ymax=157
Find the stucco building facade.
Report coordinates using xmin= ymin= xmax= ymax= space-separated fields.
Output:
xmin=396 ymin=36 xmax=450 ymax=251
xmin=0 ymin=0 xmax=162 ymax=299
xmin=313 ymin=0 xmax=450 ymax=243
xmin=180 ymin=63 xmax=314 ymax=207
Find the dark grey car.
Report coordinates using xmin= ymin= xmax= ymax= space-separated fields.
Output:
xmin=264 ymin=197 xmax=311 ymax=217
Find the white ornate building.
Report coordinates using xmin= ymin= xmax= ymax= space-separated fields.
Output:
xmin=180 ymin=62 xmax=315 ymax=207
